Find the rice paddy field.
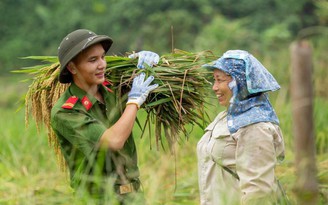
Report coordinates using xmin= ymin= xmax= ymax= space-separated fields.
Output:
xmin=0 ymin=48 xmax=327 ymax=204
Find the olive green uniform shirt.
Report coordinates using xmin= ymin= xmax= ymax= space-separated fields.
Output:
xmin=51 ymin=83 xmax=139 ymax=193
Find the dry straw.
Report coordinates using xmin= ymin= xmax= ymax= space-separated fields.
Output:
xmin=16 ymin=49 xmax=216 ymax=170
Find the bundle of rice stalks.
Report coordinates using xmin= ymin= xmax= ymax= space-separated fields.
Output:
xmin=15 ymin=49 xmax=216 ymax=168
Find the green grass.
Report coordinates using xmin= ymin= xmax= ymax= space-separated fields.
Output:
xmin=1 ymin=70 xmax=327 ymax=204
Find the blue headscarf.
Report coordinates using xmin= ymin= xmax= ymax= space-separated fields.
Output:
xmin=203 ymin=50 xmax=280 ymax=133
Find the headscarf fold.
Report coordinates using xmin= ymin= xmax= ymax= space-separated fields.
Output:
xmin=203 ymin=50 xmax=280 ymax=133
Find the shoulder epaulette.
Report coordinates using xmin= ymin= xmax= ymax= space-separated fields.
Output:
xmin=61 ymin=96 xmax=79 ymax=109
xmin=81 ymin=96 xmax=92 ymax=111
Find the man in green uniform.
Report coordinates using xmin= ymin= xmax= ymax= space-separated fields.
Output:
xmin=51 ymin=29 xmax=159 ymax=204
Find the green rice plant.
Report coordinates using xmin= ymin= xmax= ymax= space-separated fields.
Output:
xmin=13 ymin=49 xmax=217 ymax=170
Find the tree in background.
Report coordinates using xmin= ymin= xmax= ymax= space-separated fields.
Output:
xmin=0 ymin=0 xmax=325 ymax=73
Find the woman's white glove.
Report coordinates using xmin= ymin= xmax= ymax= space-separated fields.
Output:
xmin=128 ymin=51 xmax=160 ymax=69
xmin=126 ymin=72 xmax=158 ymax=109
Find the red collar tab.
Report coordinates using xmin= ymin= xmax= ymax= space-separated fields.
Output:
xmin=102 ymin=80 xmax=113 ymax=93
xmin=62 ymin=96 xmax=79 ymax=109
xmin=81 ymin=96 xmax=93 ymax=111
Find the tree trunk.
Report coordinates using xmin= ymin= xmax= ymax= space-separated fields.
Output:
xmin=290 ymin=40 xmax=318 ymax=205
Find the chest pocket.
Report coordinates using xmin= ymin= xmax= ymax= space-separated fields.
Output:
xmin=208 ymin=121 xmax=235 ymax=165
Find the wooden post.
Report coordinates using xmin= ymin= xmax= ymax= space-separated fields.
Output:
xmin=290 ymin=40 xmax=318 ymax=204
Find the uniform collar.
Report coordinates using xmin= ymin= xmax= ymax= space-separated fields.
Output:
xmin=69 ymin=83 xmax=108 ymax=110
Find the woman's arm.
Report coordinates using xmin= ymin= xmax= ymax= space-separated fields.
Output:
xmin=235 ymin=122 xmax=278 ymax=204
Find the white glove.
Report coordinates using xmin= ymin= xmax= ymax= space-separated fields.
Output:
xmin=128 ymin=51 xmax=160 ymax=69
xmin=127 ymin=72 xmax=158 ymax=109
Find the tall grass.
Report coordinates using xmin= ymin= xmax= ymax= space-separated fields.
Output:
xmin=2 ymin=39 xmax=328 ymax=204
xmin=1 ymin=94 xmax=327 ymax=204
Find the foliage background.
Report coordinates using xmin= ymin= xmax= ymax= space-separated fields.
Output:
xmin=0 ymin=0 xmax=327 ymax=204
xmin=0 ymin=0 xmax=325 ymax=72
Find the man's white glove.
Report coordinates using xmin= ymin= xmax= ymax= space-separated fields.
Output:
xmin=128 ymin=51 xmax=160 ymax=69
xmin=126 ymin=72 xmax=158 ymax=109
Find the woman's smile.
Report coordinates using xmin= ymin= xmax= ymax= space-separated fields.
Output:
xmin=212 ymin=69 xmax=233 ymax=107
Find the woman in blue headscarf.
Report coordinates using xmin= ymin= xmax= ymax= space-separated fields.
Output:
xmin=197 ymin=50 xmax=286 ymax=205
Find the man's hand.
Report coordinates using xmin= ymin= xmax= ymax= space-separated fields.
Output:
xmin=128 ymin=51 xmax=159 ymax=69
xmin=126 ymin=72 xmax=158 ymax=109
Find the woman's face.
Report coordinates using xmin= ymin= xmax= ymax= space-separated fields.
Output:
xmin=68 ymin=43 xmax=107 ymax=89
xmin=212 ymin=69 xmax=233 ymax=107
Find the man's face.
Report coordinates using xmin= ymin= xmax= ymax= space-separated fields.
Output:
xmin=69 ymin=43 xmax=107 ymax=89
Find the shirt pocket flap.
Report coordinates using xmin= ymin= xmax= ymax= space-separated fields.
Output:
xmin=205 ymin=111 xmax=227 ymax=132
xmin=212 ymin=123 xmax=230 ymax=139
xmin=205 ymin=120 xmax=217 ymax=131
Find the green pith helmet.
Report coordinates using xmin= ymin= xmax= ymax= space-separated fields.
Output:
xmin=57 ymin=29 xmax=113 ymax=83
